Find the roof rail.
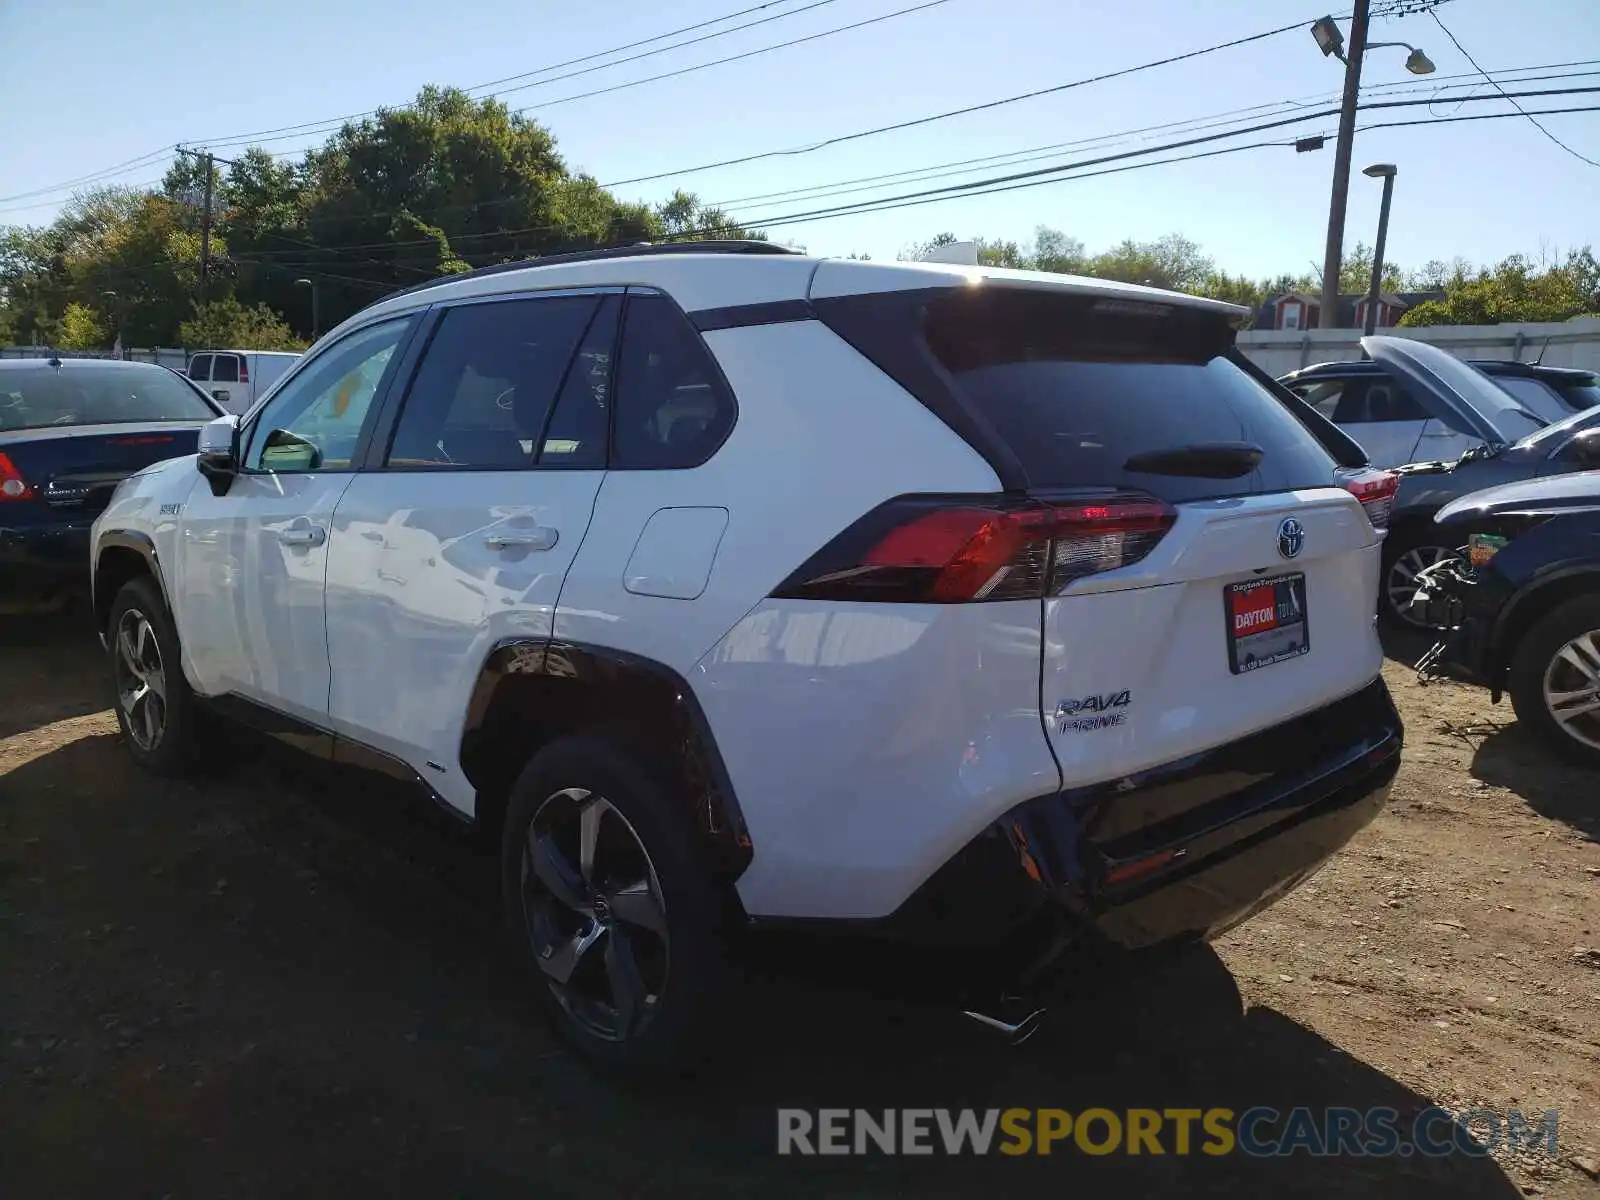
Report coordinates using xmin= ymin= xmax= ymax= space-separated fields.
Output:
xmin=382 ymin=239 xmax=800 ymax=303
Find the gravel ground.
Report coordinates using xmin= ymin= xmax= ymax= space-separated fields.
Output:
xmin=2 ymin=614 xmax=1597 ymax=1198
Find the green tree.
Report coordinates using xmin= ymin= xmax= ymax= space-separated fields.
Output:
xmin=1197 ymin=271 xmax=1267 ymax=315
xmin=1028 ymin=226 xmax=1086 ymax=274
xmin=654 ymin=189 xmax=762 ymax=241
xmin=1084 ymin=234 xmax=1213 ymax=293
xmin=179 ymin=297 xmax=306 ymax=350
xmin=1400 ymin=249 xmax=1599 ymax=327
xmin=1338 ymin=241 xmax=1403 ymax=294
xmin=56 ymin=302 xmax=110 ymax=349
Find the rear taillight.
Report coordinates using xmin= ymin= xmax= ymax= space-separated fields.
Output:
xmin=0 ymin=451 xmax=32 ymax=501
xmin=1337 ymin=467 xmax=1399 ymax=529
xmin=772 ymin=493 xmax=1177 ymax=603
xmin=238 ymin=358 xmax=249 ymax=382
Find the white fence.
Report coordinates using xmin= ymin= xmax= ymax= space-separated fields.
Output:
xmin=11 ymin=319 xmax=1600 ymax=384
xmin=1 ymin=346 xmax=190 ymax=370
xmin=1236 ymin=317 xmax=1600 ymax=376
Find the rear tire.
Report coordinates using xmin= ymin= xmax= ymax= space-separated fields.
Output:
xmin=106 ymin=576 xmax=200 ymax=775
xmin=1508 ymin=595 xmax=1600 ymax=767
xmin=499 ymin=734 xmax=729 ymax=1073
xmin=1380 ymin=525 xmax=1456 ymax=629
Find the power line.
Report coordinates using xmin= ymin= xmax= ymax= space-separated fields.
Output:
xmin=700 ymin=65 xmax=1600 ymax=210
xmin=0 ymin=148 xmax=175 ymax=206
xmin=505 ymin=0 xmax=955 ymax=115
xmin=598 ymin=14 xmax=1326 ymax=188
xmin=200 ymin=0 xmax=849 ymax=150
xmin=244 ymin=87 xmax=1600 ymax=270
xmin=683 ymin=96 xmax=1600 ymax=235
xmin=1428 ymin=10 xmax=1600 ymax=168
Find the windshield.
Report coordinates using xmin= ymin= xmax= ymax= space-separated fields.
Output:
xmin=1513 ymin=402 xmax=1600 ymax=453
xmin=1363 ymin=336 xmax=1545 ymax=444
xmin=0 ymin=365 xmax=215 ymax=430
xmin=1492 ymin=375 xmax=1577 ymax=425
xmin=1556 ymin=378 xmax=1600 ymax=410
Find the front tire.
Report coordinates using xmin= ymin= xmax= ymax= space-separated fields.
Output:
xmin=1380 ymin=526 xmax=1456 ymax=629
xmin=1508 ymin=596 xmax=1600 ymax=767
xmin=499 ymin=734 xmax=729 ymax=1072
xmin=106 ymin=576 xmax=200 ymax=775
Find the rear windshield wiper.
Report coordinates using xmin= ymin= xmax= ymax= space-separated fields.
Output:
xmin=1123 ymin=442 xmax=1264 ymax=479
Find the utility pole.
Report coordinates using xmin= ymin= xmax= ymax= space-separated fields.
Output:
xmin=1319 ymin=0 xmax=1370 ymax=331
xmin=198 ymin=152 xmax=214 ymax=309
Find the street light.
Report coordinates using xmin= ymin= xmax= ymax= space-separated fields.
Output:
xmin=101 ymin=290 xmax=122 ymax=358
xmin=1370 ymin=43 xmax=1436 ymax=75
xmin=1361 ymin=163 xmax=1398 ymax=337
xmin=294 ymin=277 xmax=320 ymax=342
xmin=1312 ymin=4 xmax=1436 ymax=330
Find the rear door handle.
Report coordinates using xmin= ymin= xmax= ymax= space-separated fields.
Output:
xmin=278 ymin=526 xmax=326 ymax=548
xmin=484 ymin=528 xmax=558 ymax=551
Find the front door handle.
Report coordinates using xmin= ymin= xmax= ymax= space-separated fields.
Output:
xmin=278 ymin=526 xmax=326 ymax=548
xmin=484 ymin=528 xmax=558 ymax=552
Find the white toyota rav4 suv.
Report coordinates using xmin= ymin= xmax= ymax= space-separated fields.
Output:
xmin=90 ymin=241 xmax=1404 ymax=1069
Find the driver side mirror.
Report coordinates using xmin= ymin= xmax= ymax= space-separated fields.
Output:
xmin=1560 ymin=427 xmax=1600 ymax=468
xmin=196 ymin=415 xmax=240 ymax=496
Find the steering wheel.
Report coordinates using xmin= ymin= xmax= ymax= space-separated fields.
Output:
xmin=494 ymin=386 xmax=516 ymax=411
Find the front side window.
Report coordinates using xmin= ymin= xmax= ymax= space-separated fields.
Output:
xmin=244 ymin=318 xmax=412 ymax=472
xmin=611 ymin=293 xmax=736 ymax=469
xmin=386 ymin=295 xmax=599 ymax=469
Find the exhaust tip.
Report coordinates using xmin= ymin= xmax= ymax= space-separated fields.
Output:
xmin=961 ymin=1006 xmax=1048 ymax=1045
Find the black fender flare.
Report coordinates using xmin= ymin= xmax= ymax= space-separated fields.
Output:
xmin=1487 ymin=565 xmax=1600 ymax=692
xmin=460 ymin=638 xmax=753 ymax=879
xmin=92 ymin=530 xmax=172 ymax=632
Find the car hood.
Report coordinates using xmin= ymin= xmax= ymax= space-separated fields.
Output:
xmin=1361 ymin=336 xmax=1545 ymax=446
xmin=1435 ymin=469 xmax=1600 ymax=525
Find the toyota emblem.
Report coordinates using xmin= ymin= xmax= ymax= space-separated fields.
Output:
xmin=1277 ymin=518 xmax=1306 ymax=560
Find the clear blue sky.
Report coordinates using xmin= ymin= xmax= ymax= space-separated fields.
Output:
xmin=1 ymin=0 xmax=1596 ymax=280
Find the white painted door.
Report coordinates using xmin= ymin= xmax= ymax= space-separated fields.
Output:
xmin=174 ymin=317 xmax=415 ymax=720
xmin=323 ymin=292 xmax=617 ymax=810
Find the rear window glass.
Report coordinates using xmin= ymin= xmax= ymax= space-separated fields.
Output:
xmin=921 ymin=290 xmax=1340 ymax=502
xmin=211 ymin=354 xmax=240 ymax=383
xmin=0 ymin=366 xmax=216 ymax=431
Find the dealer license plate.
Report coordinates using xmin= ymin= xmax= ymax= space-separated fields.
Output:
xmin=1226 ymin=574 xmax=1310 ymax=674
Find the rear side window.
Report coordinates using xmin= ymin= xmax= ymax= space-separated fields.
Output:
xmin=919 ymin=289 xmax=1340 ymax=503
xmin=187 ymin=354 xmax=211 ymax=382
xmin=612 ymin=292 xmax=735 ymax=469
xmin=211 ymin=354 xmax=240 ymax=383
xmin=386 ymin=295 xmax=599 ymax=469
xmin=1325 ymin=377 xmax=1429 ymax=424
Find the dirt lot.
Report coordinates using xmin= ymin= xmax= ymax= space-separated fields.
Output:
xmin=2 ymin=615 xmax=1598 ymax=1198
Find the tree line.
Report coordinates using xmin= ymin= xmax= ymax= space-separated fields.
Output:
xmin=3 ymin=84 xmax=1597 ymax=350
xmin=898 ymin=231 xmax=1600 ymax=328
xmin=0 ymin=87 xmax=756 ymax=351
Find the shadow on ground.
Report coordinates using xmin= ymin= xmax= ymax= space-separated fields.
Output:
xmin=0 ymin=609 xmax=107 ymax=739
xmin=0 ymin=725 xmax=1521 ymax=1199
xmin=1471 ymin=723 xmax=1600 ymax=843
